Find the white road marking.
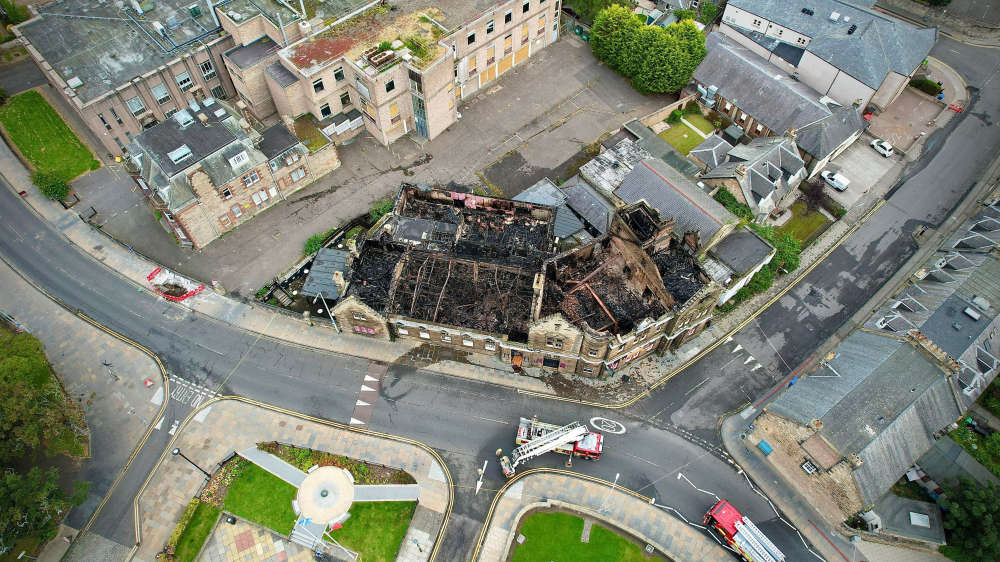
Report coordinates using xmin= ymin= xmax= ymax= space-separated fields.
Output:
xmin=168 ymin=419 xmax=179 ymax=435
xmin=364 ymin=375 xmax=379 ymax=382
xmin=150 ymin=387 xmax=164 ymax=405
xmin=193 ymin=407 xmax=212 ymax=423
xmin=349 ymin=417 xmax=365 ymax=425
xmin=473 ymin=415 xmax=510 ymax=424
xmin=194 ymin=341 xmax=226 ymax=356
xmin=359 ymin=384 xmax=376 ymax=392
xmin=154 ymin=417 xmax=164 ymax=430
xmin=684 ymin=378 xmax=710 ymax=396
xmin=356 ymin=400 xmax=370 ymax=406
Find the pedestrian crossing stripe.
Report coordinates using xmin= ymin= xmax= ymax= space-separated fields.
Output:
xmin=360 ymin=384 xmax=376 ymax=392
xmin=349 ymin=418 xmax=365 ymax=425
xmin=364 ymin=375 xmax=379 ymax=382
xmin=356 ymin=400 xmax=370 ymax=406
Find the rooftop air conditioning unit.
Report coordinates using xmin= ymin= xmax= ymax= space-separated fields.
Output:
xmin=964 ymin=307 xmax=982 ymax=321
xmin=829 ymin=11 xmax=840 ymax=22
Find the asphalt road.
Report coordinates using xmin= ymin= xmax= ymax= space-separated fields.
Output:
xmin=0 ymin=185 xmax=813 ymax=558
xmin=2 ymin=35 xmax=997 ymax=562
xmin=640 ymin=36 xmax=1000 ymax=445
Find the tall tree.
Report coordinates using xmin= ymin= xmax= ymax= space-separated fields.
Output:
xmin=590 ymin=4 xmax=641 ymax=74
xmin=0 ymin=467 xmax=87 ymax=553
xmin=571 ymin=0 xmax=632 ymax=25
xmin=0 ymin=330 xmax=77 ymax=462
xmin=941 ymin=477 xmax=1000 ymax=559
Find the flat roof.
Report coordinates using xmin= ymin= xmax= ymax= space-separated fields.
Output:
xmin=18 ymin=0 xmax=222 ymax=104
xmin=224 ymin=35 xmax=281 ymax=70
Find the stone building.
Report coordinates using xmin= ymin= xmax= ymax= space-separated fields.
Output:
xmin=128 ymin=99 xmax=339 ymax=248
xmin=330 ymin=184 xmax=727 ymax=378
xmin=16 ymin=0 xmax=562 ymax=156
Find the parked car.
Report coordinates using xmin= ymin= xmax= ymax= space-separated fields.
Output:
xmin=820 ymin=170 xmax=850 ymax=191
xmin=870 ymin=139 xmax=894 ymax=157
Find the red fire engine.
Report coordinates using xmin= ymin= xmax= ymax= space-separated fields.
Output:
xmin=704 ymin=500 xmax=785 ymax=562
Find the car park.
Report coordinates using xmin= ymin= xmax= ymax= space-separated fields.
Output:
xmin=870 ymin=139 xmax=894 ymax=158
xmin=820 ymin=170 xmax=850 ymax=191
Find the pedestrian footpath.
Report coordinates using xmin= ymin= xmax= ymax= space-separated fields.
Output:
xmin=136 ymin=398 xmax=450 ymax=562
xmin=476 ymin=471 xmax=730 ymax=562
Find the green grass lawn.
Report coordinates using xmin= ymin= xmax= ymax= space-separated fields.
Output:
xmin=776 ymin=201 xmax=831 ymax=244
xmin=658 ymin=123 xmax=703 ymax=155
xmin=0 ymin=91 xmax=99 ymax=180
xmin=332 ymin=501 xmax=416 ymax=562
xmin=222 ymin=464 xmax=297 ymax=535
xmin=511 ymin=511 xmax=650 ymax=562
xmin=950 ymin=425 xmax=1000 ymax=479
xmin=173 ymin=501 xmax=221 ymax=561
xmin=683 ymin=113 xmax=715 ymax=135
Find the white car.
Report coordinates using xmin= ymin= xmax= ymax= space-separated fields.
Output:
xmin=870 ymin=139 xmax=894 ymax=158
xmin=820 ymin=170 xmax=850 ymax=191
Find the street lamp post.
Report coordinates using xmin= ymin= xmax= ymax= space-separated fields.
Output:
xmin=171 ymin=448 xmax=211 ymax=479
xmin=17 ymin=552 xmax=38 ymax=560
xmin=600 ymin=473 xmax=620 ymax=513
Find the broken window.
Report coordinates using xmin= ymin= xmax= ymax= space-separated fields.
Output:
xmin=340 ymin=91 xmax=351 ymax=107
xmin=487 ymin=46 xmax=495 ymax=65
xmin=487 ymin=19 xmax=495 ymax=34
xmin=389 ymin=102 xmax=401 ymax=125
xmin=441 ymin=331 xmax=452 ymax=343
xmin=200 ymin=60 xmax=216 ymax=80
xmin=537 ymin=14 xmax=545 ymax=35
xmin=546 ymin=336 xmax=563 ymax=349
xmin=110 ymin=107 xmax=123 ymax=124
xmin=334 ymin=67 xmax=345 ymax=81
xmin=320 ymin=103 xmax=332 ymax=118
xmin=353 ymin=312 xmax=367 ymax=321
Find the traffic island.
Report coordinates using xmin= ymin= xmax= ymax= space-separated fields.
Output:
xmin=509 ymin=509 xmax=665 ymax=561
xmin=136 ymin=398 xmax=451 ymax=562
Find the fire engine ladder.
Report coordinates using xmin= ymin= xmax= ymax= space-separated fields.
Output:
xmin=508 ymin=421 xmax=589 ymax=471
xmin=734 ymin=518 xmax=785 ymax=562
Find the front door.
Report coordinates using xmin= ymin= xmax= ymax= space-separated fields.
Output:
xmin=412 ymin=95 xmax=428 ymax=138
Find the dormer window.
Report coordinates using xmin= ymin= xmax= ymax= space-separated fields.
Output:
xmin=167 ymin=144 xmax=192 ymax=164
xmin=228 ymin=151 xmax=249 ymax=169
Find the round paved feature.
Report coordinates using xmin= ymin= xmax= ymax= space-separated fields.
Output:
xmin=296 ymin=466 xmax=355 ymax=524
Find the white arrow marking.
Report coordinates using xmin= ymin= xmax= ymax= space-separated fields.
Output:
xmin=724 ymin=336 xmax=734 ymax=343
xmin=356 ymin=400 xmax=370 ymax=406
xmin=744 ymin=356 xmax=755 ymax=364
xmin=154 ymin=417 xmax=164 ymax=430
xmin=476 ymin=459 xmax=488 ymax=495
xmin=732 ymin=344 xmax=743 ymax=353
xmin=150 ymin=387 xmax=164 ymax=405
xmin=364 ymin=375 xmax=379 ymax=382
xmin=349 ymin=417 xmax=365 ymax=425
xmin=360 ymin=384 xmax=376 ymax=392
xmin=751 ymin=364 xmax=763 ymax=372
xmin=168 ymin=419 xmax=179 ymax=435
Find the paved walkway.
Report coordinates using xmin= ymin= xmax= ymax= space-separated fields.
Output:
xmin=135 ymin=399 xmax=450 ymax=562
xmin=476 ymin=472 xmax=730 ymax=562
xmin=238 ymin=447 xmax=307 ymax=487
xmin=354 ymin=484 xmax=420 ymax=501
xmin=200 ymin=516 xmax=314 ymax=562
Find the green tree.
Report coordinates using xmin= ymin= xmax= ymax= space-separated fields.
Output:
xmin=940 ymin=477 xmax=1000 ymax=559
xmin=0 ymin=330 xmax=77 ymax=462
xmin=590 ymin=4 xmax=641 ymax=74
xmin=673 ymin=8 xmax=696 ymax=21
xmin=31 ymin=171 xmax=70 ymax=201
xmin=0 ymin=0 xmax=30 ymax=26
xmin=699 ymin=1 xmax=719 ymax=25
xmin=0 ymin=467 xmax=87 ymax=553
xmin=570 ymin=0 xmax=632 ymax=25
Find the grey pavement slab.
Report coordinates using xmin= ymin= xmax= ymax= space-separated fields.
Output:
xmin=353 ymin=484 xmax=420 ymax=501
xmin=238 ymin=446 xmax=307 ymax=487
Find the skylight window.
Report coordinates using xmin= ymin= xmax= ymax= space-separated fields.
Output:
xmin=168 ymin=144 xmax=192 ymax=165
xmin=228 ymin=151 xmax=250 ymax=169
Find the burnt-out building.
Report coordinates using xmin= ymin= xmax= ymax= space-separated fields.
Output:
xmin=331 ymin=184 xmax=724 ymax=378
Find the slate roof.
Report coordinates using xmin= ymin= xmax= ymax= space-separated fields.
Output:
xmin=615 ymin=159 xmax=736 ymax=240
xmin=701 ymin=136 xmax=805 ymax=212
xmin=564 ymin=181 xmax=615 ymax=235
xmin=726 ymin=0 xmax=937 ymax=89
xmin=769 ymin=329 xmax=962 ymax=504
xmin=873 ymin=495 xmax=945 ymax=544
xmin=259 ymin=125 xmax=301 ymax=160
xmin=917 ymin=438 xmax=1000 ymax=488
xmin=514 ymin=178 xmax=585 ymax=239
xmin=710 ymin=227 xmax=774 ymax=275
xmin=301 ymin=248 xmax=351 ymax=299
xmin=690 ymin=135 xmax=734 ymax=168
xmin=133 ymin=102 xmax=241 ymax=178
xmin=266 ymin=61 xmax=299 ymax=88
xmin=796 ymin=105 xmax=866 ymax=160
xmin=695 ymin=34 xmax=835 ymax=136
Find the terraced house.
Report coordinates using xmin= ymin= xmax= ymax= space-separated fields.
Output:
xmin=16 ymin=0 xmax=562 ymax=156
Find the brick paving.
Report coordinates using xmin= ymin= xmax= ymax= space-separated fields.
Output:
xmin=200 ymin=517 xmax=314 ymax=562
xmin=477 ymin=472 xmax=730 ymax=562
xmin=134 ymin=399 xmax=448 ymax=561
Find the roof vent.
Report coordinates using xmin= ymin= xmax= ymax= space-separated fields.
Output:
xmin=66 ymin=76 xmax=83 ymax=89
xmin=167 ymin=144 xmax=193 ymax=164
xmin=972 ymin=295 xmax=991 ymax=311
xmin=188 ymin=98 xmax=200 ymax=112
xmin=173 ymin=109 xmax=195 ymax=128
xmin=197 ymin=113 xmax=208 ymax=124
xmin=829 ymin=11 xmax=840 ymax=22
xmin=844 ymin=16 xmax=850 ymax=22
xmin=964 ymin=307 xmax=982 ymax=321
xmin=214 ymin=107 xmax=227 ymax=118
xmin=203 ymin=97 xmax=216 ymax=107
xmin=228 ymin=10 xmax=242 ymax=22
xmin=847 ymin=24 xmax=857 ymax=34
xmin=801 ymin=8 xmax=814 ymax=15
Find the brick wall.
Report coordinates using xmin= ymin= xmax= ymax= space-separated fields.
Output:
xmin=638 ymin=93 xmax=699 ymax=127
xmin=333 ymin=297 xmax=390 ymax=339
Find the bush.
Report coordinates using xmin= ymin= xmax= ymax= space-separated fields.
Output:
xmin=673 ymin=8 xmax=696 ymax=20
xmin=369 ymin=199 xmax=394 ymax=223
xmin=304 ymin=228 xmax=335 ymax=255
xmin=910 ymin=77 xmax=943 ymax=96
xmin=699 ymin=1 xmax=719 ymax=25
xmin=713 ymin=189 xmax=754 ymax=222
xmin=683 ymin=101 xmax=701 ymax=115
xmin=666 ymin=109 xmax=684 ymax=124
xmin=32 ymin=171 xmax=70 ymax=200
xmin=0 ymin=0 xmax=30 ymax=25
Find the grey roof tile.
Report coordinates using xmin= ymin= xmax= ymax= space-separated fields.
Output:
xmin=726 ymin=0 xmax=937 ymax=89
xmin=710 ymin=227 xmax=774 ymax=275
xmin=258 ymin=124 xmax=300 ymax=160
xmin=796 ymin=106 xmax=866 ymax=160
xmin=224 ymin=35 xmax=281 ymax=70
xmin=690 ymin=135 xmax=733 ymax=168
xmin=614 ymin=159 xmax=736 ymax=239
xmin=563 ymin=181 xmax=614 ymax=234
xmin=301 ymin=248 xmax=351 ymax=298
xmin=695 ymin=34 xmax=834 ymax=135
xmin=133 ymin=103 xmax=241 ymax=178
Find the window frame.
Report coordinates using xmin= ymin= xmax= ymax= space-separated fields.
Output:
xmin=333 ymin=67 xmax=345 ymax=81
xmin=200 ymin=59 xmax=216 ymax=80
xmin=467 ymin=32 xmax=476 ymax=45
xmin=151 ymin=83 xmax=170 ymax=105
xmin=313 ymin=78 xmax=325 ymax=93
xmin=320 ymin=103 xmax=332 ymax=118
xmin=505 ymin=10 xmax=512 ymax=24
xmin=385 ymin=79 xmax=395 ymax=93
xmin=126 ymin=96 xmax=146 ymax=116
xmin=221 ymin=187 xmax=233 ymax=199
xmin=242 ymin=169 xmax=261 ymax=187
xmin=523 ymin=1 xmax=530 ymax=13
xmin=340 ymin=91 xmax=351 ymax=107
xmin=486 ymin=19 xmax=495 ymax=34
xmin=176 ymin=71 xmax=192 ymax=91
